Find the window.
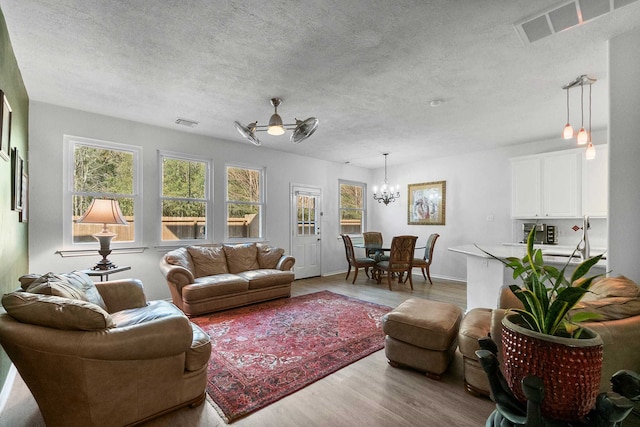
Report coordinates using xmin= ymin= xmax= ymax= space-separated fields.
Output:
xmin=226 ymin=165 xmax=264 ymax=240
xmin=339 ymin=180 xmax=366 ymax=234
xmin=64 ymin=136 xmax=142 ymax=247
xmin=160 ymin=152 xmax=210 ymax=242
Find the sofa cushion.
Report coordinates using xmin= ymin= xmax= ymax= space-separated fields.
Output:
xmin=236 ymin=269 xmax=295 ymax=290
xmin=571 ymin=276 xmax=640 ymax=321
xmin=110 ymin=300 xmax=183 ymax=327
xmin=183 ymin=274 xmax=249 ymax=300
xmin=62 ymin=271 xmax=108 ymax=310
xmin=165 ymin=247 xmax=195 ymax=273
xmin=257 ymin=244 xmax=284 ymax=269
xmin=26 ymin=272 xmax=88 ymax=301
xmin=223 ymin=243 xmax=259 ymax=274
xmin=2 ymin=292 xmax=114 ymax=331
xmin=187 ymin=245 xmax=229 ymax=277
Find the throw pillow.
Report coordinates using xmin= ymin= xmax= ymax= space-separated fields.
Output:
xmin=570 ymin=276 xmax=640 ymax=321
xmin=223 ymin=243 xmax=259 ymax=274
xmin=2 ymin=292 xmax=115 ymax=331
xmin=583 ymin=275 xmax=639 ymax=301
xmin=18 ymin=273 xmax=42 ymax=290
xmin=187 ymin=245 xmax=229 ymax=277
xmin=256 ymin=244 xmax=284 ymax=269
xmin=165 ymin=247 xmax=195 ymax=272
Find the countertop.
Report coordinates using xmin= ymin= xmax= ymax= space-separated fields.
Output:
xmin=448 ymin=244 xmax=607 ymax=267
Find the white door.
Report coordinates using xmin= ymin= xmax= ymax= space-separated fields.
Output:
xmin=291 ymin=185 xmax=322 ymax=279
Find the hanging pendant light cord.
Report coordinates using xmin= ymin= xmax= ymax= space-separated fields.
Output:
xmin=588 ymin=83 xmax=592 ymax=141
xmin=580 ymin=83 xmax=585 ymax=129
xmin=566 ymin=88 xmax=570 ymax=123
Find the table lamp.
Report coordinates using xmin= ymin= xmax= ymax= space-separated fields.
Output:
xmin=77 ymin=199 xmax=128 ymax=270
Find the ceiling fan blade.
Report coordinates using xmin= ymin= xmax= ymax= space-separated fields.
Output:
xmin=290 ymin=117 xmax=319 ymax=144
xmin=234 ymin=121 xmax=261 ymax=146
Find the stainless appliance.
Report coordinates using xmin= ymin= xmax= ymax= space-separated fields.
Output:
xmin=522 ymin=223 xmax=557 ymax=245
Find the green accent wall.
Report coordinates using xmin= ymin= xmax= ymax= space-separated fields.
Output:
xmin=0 ymin=8 xmax=29 ymax=390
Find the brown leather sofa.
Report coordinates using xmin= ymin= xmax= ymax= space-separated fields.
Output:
xmin=159 ymin=242 xmax=295 ymax=316
xmin=0 ymin=272 xmax=212 ymax=427
xmin=458 ymin=276 xmax=640 ymax=397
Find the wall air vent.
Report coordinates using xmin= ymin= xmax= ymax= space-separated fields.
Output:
xmin=514 ymin=0 xmax=639 ymax=44
xmin=175 ymin=118 xmax=199 ymax=128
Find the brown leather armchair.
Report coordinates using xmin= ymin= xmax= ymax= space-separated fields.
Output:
xmin=458 ymin=277 xmax=640 ymax=398
xmin=0 ymin=274 xmax=212 ymax=427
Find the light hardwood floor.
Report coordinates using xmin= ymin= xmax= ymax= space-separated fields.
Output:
xmin=0 ymin=273 xmax=497 ymax=427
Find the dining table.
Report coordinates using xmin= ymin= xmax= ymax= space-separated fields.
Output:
xmin=353 ymin=241 xmax=425 ymax=283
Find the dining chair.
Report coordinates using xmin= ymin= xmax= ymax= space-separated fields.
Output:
xmin=341 ymin=234 xmax=377 ymax=284
xmin=362 ymin=231 xmax=390 ymax=262
xmin=407 ymin=233 xmax=440 ymax=285
xmin=375 ymin=235 xmax=418 ymax=291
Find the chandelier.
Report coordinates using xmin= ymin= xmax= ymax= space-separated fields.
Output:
xmin=373 ymin=153 xmax=400 ymax=205
xmin=234 ymin=98 xmax=319 ymax=146
xmin=561 ymin=75 xmax=596 ymax=159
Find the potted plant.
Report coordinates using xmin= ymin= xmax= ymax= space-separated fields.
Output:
xmin=478 ymin=227 xmax=605 ymax=421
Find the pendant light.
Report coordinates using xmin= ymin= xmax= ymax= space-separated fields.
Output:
xmin=576 ymin=82 xmax=588 ymax=145
xmin=562 ymin=87 xmax=574 ymax=139
xmin=561 ymin=75 xmax=596 ymax=158
xmin=373 ymin=153 xmax=400 ymax=205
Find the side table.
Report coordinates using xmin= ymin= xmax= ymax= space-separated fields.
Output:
xmin=81 ymin=266 xmax=131 ymax=282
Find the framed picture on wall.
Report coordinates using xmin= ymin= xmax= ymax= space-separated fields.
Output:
xmin=0 ymin=91 xmax=12 ymax=161
xmin=11 ymin=147 xmax=23 ymax=212
xmin=407 ymin=181 xmax=446 ymax=225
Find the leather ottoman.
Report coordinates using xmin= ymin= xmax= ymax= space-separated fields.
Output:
xmin=382 ymin=298 xmax=463 ymax=379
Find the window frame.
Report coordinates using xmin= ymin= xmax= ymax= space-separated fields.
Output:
xmin=225 ymin=163 xmax=266 ymax=242
xmin=62 ymin=135 xmax=143 ymax=249
xmin=339 ymin=179 xmax=367 ymax=235
xmin=158 ymin=150 xmax=213 ymax=246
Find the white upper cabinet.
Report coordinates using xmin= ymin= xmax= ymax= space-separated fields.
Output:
xmin=512 ymin=157 xmax=541 ymax=217
xmin=583 ymin=145 xmax=608 ymax=217
xmin=511 ymin=149 xmax=584 ymax=218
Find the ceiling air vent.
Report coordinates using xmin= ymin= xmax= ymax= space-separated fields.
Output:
xmin=175 ymin=118 xmax=199 ymax=128
xmin=514 ymin=0 xmax=639 ymax=44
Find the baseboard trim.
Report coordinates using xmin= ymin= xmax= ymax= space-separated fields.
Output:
xmin=0 ymin=364 xmax=17 ymax=417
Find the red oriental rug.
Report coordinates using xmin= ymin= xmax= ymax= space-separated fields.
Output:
xmin=191 ymin=290 xmax=391 ymax=422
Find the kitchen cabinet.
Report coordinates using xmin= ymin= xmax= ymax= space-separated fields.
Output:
xmin=511 ymin=150 xmax=581 ymax=218
xmin=583 ymin=145 xmax=608 ymax=217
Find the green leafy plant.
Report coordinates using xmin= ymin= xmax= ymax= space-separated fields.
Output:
xmin=478 ymin=227 xmax=604 ymax=338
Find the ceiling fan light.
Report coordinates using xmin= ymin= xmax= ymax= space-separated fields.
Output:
xmin=267 ymin=113 xmax=285 ymax=135
xmin=576 ymin=128 xmax=588 ymax=145
xmin=562 ymin=123 xmax=574 ymax=139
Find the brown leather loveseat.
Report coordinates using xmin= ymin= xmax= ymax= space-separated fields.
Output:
xmin=160 ymin=242 xmax=295 ymax=316
xmin=0 ymin=272 xmax=212 ymax=427
xmin=458 ymin=275 xmax=640 ymax=397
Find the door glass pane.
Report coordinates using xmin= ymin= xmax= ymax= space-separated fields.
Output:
xmin=296 ymin=194 xmax=318 ymax=236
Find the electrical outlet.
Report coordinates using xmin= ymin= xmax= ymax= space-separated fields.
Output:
xmin=486 ymin=215 xmax=494 ymax=222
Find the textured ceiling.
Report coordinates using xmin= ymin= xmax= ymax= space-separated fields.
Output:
xmin=2 ymin=0 xmax=640 ymax=168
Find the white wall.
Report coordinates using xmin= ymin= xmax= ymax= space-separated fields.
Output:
xmin=27 ymin=102 xmax=370 ymax=300
xmin=27 ymin=101 xmax=614 ymax=297
xmin=609 ymin=28 xmax=640 ymax=282
xmin=368 ymin=133 xmax=608 ymax=282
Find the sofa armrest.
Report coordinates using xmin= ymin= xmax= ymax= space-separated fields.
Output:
xmin=159 ymin=260 xmax=195 ymax=290
xmin=276 ymin=255 xmax=296 ymax=271
xmin=96 ymin=279 xmax=147 ymax=313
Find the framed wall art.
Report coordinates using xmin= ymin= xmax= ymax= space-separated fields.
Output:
xmin=407 ymin=180 xmax=446 ymax=225
xmin=11 ymin=147 xmax=23 ymax=212
xmin=0 ymin=91 xmax=11 ymax=161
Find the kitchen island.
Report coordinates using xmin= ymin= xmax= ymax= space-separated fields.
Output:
xmin=448 ymin=244 xmax=607 ymax=311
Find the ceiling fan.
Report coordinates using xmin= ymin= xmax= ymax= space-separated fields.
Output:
xmin=234 ymin=98 xmax=319 ymax=146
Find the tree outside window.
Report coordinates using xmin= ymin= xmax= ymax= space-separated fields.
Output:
xmin=161 ymin=155 xmax=209 ymax=241
xmin=227 ymin=166 xmax=264 ymax=239
xmin=339 ymin=181 xmax=365 ymax=234
xmin=72 ymin=144 xmax=135 ymax=243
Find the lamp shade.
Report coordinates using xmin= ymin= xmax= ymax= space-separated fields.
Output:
xmin=77 ymin=199 xmax=128 ymax=227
